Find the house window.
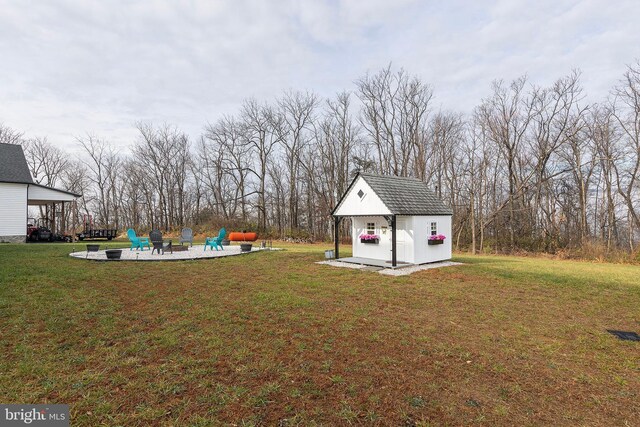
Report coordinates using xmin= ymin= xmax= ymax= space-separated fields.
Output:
xmin=357 ymin=189 xmax=365 ymax=199
xmin=366 ymin=222 xmax=375 ymax=235
xmin=430 ymin=221 xmax=437 ymax=236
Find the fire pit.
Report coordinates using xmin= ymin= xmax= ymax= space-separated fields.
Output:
xmin=172 ymin=245 xmax=189 ymax=252
xmin=105 ymin=249 xmax=122 ymax=260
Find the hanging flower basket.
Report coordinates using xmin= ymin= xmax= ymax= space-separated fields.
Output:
xmin=359 ymin=234 xmax=380 ymax=244
xmin=428 ymin=234 xmax=446 ymax=245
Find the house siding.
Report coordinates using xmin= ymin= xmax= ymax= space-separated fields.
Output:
xmin=0 ymin=182 xmax=28 ymax=242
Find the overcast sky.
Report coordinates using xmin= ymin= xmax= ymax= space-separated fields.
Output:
xmin=1 ymin=0 xmax=639 ymax=151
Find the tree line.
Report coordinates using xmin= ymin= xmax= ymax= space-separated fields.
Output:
xmin=1 ymin=62 xmax=639 ymax=255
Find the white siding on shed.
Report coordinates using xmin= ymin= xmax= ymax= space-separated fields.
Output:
xmin=333 ymin=177 xmax=391 ymax=217
xmin=413 ymin=215 xmax=452 ymax=264
xmin=0 ymin=182 xmax=28 ymax=236
xmin=352 ymin=216 xmax=393 ymax=261
xmin=351 ymin=215 xmax=452 ymax=264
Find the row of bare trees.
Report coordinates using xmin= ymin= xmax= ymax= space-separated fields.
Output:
xmin=2 ymin=62 xmax=639 ymax=253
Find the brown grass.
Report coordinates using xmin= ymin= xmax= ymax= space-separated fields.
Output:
xmin=0 ymin=243 xmax=638 ymax=425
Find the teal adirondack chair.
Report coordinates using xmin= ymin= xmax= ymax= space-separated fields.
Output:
xmin=127 ymin=228 xmax=150 ymax=251
xmin=204 ymin=227 xmax=226 ymax=251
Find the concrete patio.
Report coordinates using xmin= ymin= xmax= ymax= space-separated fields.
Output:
xmin=69 ymin=245 xmax=280 ymax=261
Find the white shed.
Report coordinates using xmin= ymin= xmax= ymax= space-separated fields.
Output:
xmin=0 ymin=143 xmax=80 ymax=243
xmin=332 ymin=173 xmax=453 ymax=267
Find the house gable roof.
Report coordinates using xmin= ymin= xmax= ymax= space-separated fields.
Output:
xmin=0 ymin=143 xmax=81 ymax=198
xmin=0 ymin=143 xmax=34 ymax=184
xmin=333 ymin=173 xmax=453 ymax=216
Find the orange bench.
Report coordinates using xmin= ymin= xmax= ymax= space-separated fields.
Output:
xmin=228 ymin=232 xmax=258 ymax=242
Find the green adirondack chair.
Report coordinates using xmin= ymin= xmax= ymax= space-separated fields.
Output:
xmin=127 ymin=228 xmax=150 ymax=251
xmin=204 ymin=227 xmax=226 ymax=251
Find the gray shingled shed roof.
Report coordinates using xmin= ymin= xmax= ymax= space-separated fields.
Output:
xmin=0 ymin=143 xmax=34 ymax=184
xmin=334 ymin=173 xmax=453 ymax=216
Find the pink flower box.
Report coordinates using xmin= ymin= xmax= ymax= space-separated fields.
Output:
xmin=359 ymin=234 xmax=380 ymax=244
xmin=428 ymin=234 xmax=446 ymax=245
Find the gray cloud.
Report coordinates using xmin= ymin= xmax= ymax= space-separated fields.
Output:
xmin=1 ymin=0 xmax=639 ymax=151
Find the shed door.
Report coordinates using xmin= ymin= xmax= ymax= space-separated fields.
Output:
xmin=394 ymin=218 xmax=407 ymax=262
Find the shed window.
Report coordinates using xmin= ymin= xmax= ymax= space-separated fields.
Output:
xmin=430 ymin=221 xmax=438 ymax=236
xmin=366 ymin=222 xmax=375 ymax=235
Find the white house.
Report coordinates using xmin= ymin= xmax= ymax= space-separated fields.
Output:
xmin=332 ymin=173 xmax=453 ymax=267
xmin=0 ymin=143 xmax=80 ymax=243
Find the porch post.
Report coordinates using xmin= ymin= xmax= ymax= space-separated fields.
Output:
xmin=334 ymin=216 xmax=340 ymax=259
xmin=391 ymin=214 xmax=397 ymax=267
xmin=51 ymin=202 xmax=56 ymax=234
xmin=72 ymin=199 xmax=77 ymax=243
xmin=61 ymin=202 xmax=66 ymax=235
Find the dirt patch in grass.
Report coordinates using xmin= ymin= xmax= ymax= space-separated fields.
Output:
xmin=1 ymin=244 xmax=639 ymax=425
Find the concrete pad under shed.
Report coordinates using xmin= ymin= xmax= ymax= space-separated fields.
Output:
xmin=317 ymin=260 xmax=463 ymax=276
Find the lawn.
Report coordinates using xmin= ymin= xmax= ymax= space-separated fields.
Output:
xmin=0 ymin=243 xmax=638 ymax=426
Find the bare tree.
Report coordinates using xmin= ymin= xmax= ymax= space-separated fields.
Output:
xmin=133 ymin=123 xmax=192 ymax=229
xmin=356 ymin=65 xmax=433 ymax=176
xmin=242 ymin=99 xmax=285 ymax=232
xmin=476 ymin=77 xmax=534 ymax=250
xmin=611 ymin=62 xmax=640 ymax=234
xmin=77 ymin=134 xmax=121 ymax=227
xmin=23 ymin=137 xmax=69 ymax=187
xmin=278 ymin=90 xmax=318 ymax=232
xmin=0 ymin=123 xmax=24 ymax=145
